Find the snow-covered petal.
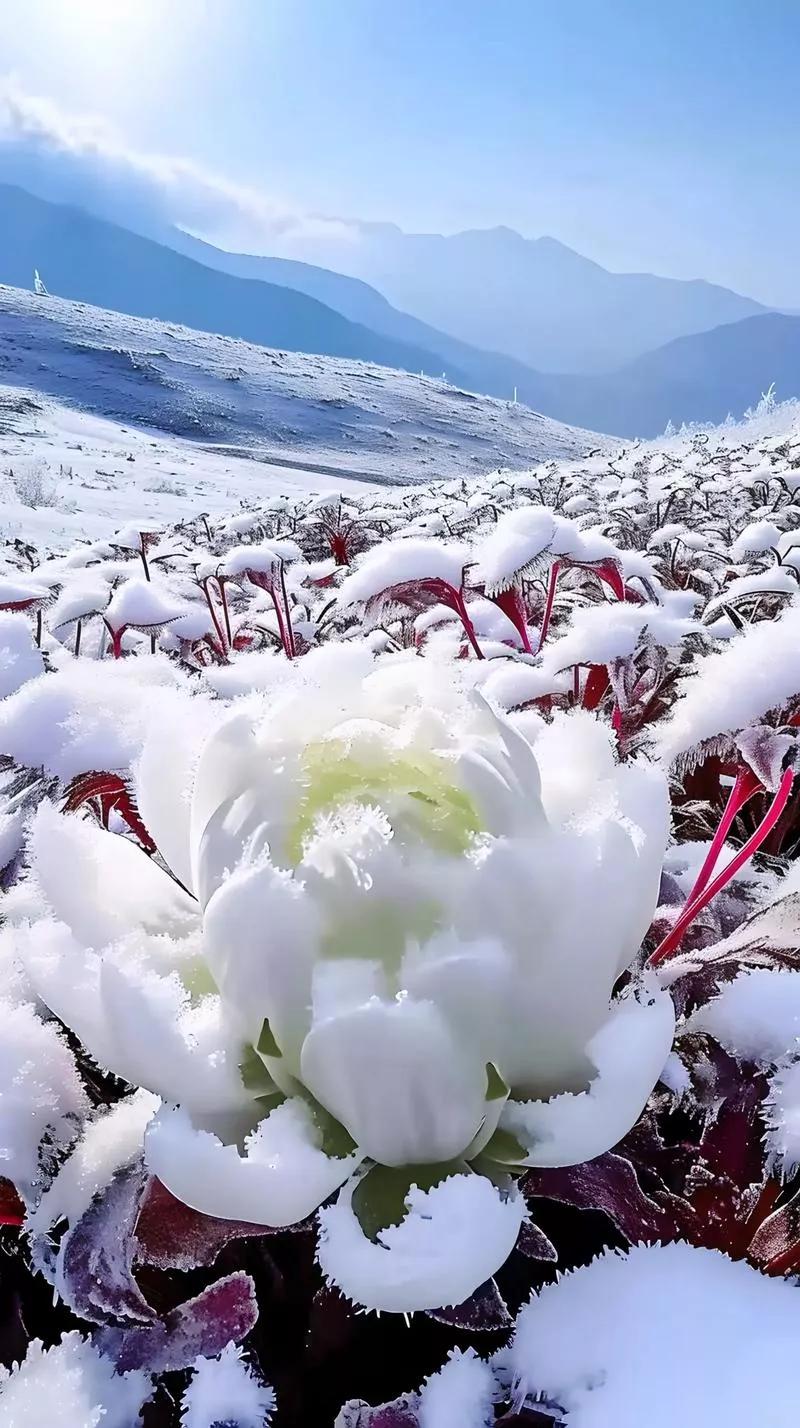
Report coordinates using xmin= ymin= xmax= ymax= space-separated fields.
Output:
xmin=502 ymin=985 xmax=675 ymax=1167
xmin=301 ymin=997 xmax=487 ymax=1166
xmin=144 ymin=1097 xmax=361 ymax=1227
xmin=317 ymin=1172 xmax=525 ymax=1313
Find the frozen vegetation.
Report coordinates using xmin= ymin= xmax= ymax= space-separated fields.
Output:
xmin=2 ymin=365 xmax=800 ymax=1424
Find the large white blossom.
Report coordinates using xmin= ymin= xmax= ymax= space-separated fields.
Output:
xmin=18 ymin=648 xmax=673 ymax=1312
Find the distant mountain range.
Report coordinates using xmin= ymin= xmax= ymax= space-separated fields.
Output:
xmin=1 ymin=183 xmax=798 ymax=438
xmin=252 ymin=219 xmax=769 ymax=373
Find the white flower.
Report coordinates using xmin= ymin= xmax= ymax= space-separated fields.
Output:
xmin=21 ymin=649 xmax=673 ymax=1312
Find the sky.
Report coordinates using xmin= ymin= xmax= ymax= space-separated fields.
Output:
xmin=0 ymin=0 xmax=798 ymax=305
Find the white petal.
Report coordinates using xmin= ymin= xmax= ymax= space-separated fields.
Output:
xmin=301 ymin=997 xmax=487 ymax=1166
xmin=202 ymin=858 xmax=318 ymax=1065
xmin=501 ymin=983 xmax=675 ymax=1167
xmin=134 ymin=701 xmax=218 ymax=892
xmin=145 ymin=1098 xmax=360 ymax=1227
xmin=0 ymin=998 xmax=88 ymax=1193
xmin=317 ymin=1172 xmax=525 ymax=1313
xmin=190 ymin=712 xmax=259 ymax=898
xmin=29 ymin=804 xmax=196 ymax=949
xmin=99 ymin=961 xmax=250 ymax=1113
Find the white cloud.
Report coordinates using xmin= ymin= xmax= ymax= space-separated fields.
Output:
xmin=0 ymin=76 xmax=355 ymax=251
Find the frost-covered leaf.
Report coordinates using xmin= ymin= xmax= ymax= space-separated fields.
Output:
xmin=96 ymin=1272 xmax=258 ymax=1373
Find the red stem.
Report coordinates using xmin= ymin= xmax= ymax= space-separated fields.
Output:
xmin=452 ymin=588 xmax=484 ymax=660
xmin=649 ymin=768 xmax=796 ymax=967
xmin=685 ymin=766 xmax=762 ymax=906
xmin=537 ymin=561 xmax=561 ymax=652
xmin=201 ymin=578 xmax=227 ymax=653
xmin=216 ymin=576 xmax=233 ymax=649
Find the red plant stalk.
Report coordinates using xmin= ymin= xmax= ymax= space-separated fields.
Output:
xmin=488 ymin=586 xmax=533 ymax=654
xmin=200 ymin=578 xmax=227 ymax=653
xmin=215 ymin=576 xmax=233 ymax=649
xmin=685 ymin=765 xmax=762 ymax=906
xmin=277 ymin=560 xmax=296 ymax=658
xmin=536 ymin=561 xmax=561 ymax=652
xmin=103 ymin=619 xmax=125 ymax=659
xmin=649 ymin=767 xmax=796 ymax=967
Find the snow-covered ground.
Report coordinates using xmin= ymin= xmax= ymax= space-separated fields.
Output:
xmin=0 ymin=283 xmax=615 ymax=516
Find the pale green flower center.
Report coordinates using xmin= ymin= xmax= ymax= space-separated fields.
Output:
xmin=287 ymin=739 xmax=484 ymax=865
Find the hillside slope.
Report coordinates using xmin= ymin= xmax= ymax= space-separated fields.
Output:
xmin=0 ymin=284 xmax=615 ymax=488
xmin=0 ymin=185 xmax=460 ymax=382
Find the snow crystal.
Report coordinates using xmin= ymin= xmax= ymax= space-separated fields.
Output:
xmin=26 ymin=1089 xmax=158 ymax=1236
xmin=657 ymin=602 xmax=800 ymax=761
xmin=508 ymin=1242 xmax=800 ymax=1428
xmin=0 ymin=999 xmax=88 ymax=1195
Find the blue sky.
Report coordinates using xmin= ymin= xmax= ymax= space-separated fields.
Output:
xmin=0 ymin=0 xmax=798 ymax=303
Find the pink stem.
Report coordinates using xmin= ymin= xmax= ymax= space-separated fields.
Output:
xmin=649 ymin=768 xmax=796 ymax=967
xmin=201 ymin=578 xmax=227 ymax=652
xmin=537 ymin=561 xmax=561 ymax=652
xmin=216 ymin=576 xmax=233 ymax=649
xmin=685 ymin=766 xmax=762 ymax=906
xmin=488 ymin=586 xmax=533 ymax=654
xmin=452 ymin=588 xmax=484 ymax=660
xmin=278 ymin=560 xmax=296 ymax=658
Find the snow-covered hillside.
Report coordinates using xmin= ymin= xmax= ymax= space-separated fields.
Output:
xmin=0 ymin=283 xmax=614 ymax=494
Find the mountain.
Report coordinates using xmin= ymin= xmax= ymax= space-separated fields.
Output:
xmin=0 ymin=185 xmax=466 ymax=383
xmin=258 ymin=220 xmax=769 ymax=374
xmin=0 ymin=283 xmax=615 ymax=486
xmin=564 ymin=313 xmax=800 ymax=436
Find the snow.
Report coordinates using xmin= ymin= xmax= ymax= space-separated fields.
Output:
xmin=0 ymin=999 xmax=87 ymax=1195
xmin=418 ymin=1349 xmax=495 ymax=1428
xmin=0 ymin=612 xmax=43 ymax=697
xmin=685 ymin=969 xmax=800 ymax=1065
xmin=0 ymin=1333 xmax=151 ymax=1428
xmin=316 ymin=1173 xmax=526 ymax=1314
xmin=181 ymin=1345 xmax=275 ymax=1428
xmin=508 ymin=1242 xmax=800 ymax=1428
xmin=657 ymin=602 xmax=800 ymax=761
xmin=26 ymin=1089 xmax=159 ymax=1237
xmin=104 ymin=578 xmax=188 ymax=632
xmin=338 ymin=538 xmax=471 ymax=607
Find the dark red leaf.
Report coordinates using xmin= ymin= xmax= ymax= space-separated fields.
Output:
xmin=0 ymin=1177 xmax=24 ymax=1227
xmin=428 ymin=1277 xmax=513 ymax=1331
xmin=524 ymin=1152 xmax=678 ymax=1244
xmin=96 ymin=1271 xmax=258 ymax=1373
xmin=516 ymin=1219 xmax=558 ymax=1263
xmin=134 ymin=1176 xmax=299 ymax=1271
xmin=335 ymin=1397 xmax=419 ymax=1428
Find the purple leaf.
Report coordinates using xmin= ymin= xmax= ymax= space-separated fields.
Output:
xmin=516 ymin=1219 xmax=558 ymax=1263
xmin=134 ymin=1175 xmax=305 ymax=1271
xmin=428 ymin=1277 xmax=513 ymax=1331
xmin=335 ymin=1397 xmax=419 ymax=1428
xmin=96 ymin=1271 xmax=258 ymax=1373
xmin=524 ymin=1152 xmax=677 ymax=1243
xmin=58 ymin=1163 xmax=155 ymax=1326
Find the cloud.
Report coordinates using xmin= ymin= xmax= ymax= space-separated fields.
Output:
xmin=0 ymin=76 xmax=355 ymax=251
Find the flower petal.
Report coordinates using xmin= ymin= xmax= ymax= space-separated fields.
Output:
xmin=317 ymin=1171 xmax=525 ymax=1313
xmin=99 ymin=961 xmax=250 ymax=1113
xmin=301 ymin=997 xmax=487 ymax=1167
xmin=29 ymin=804 xmax=196 ymax=949
xmin=144 ymin=1098 xmax=360 ymax=1227
xmin=501 ymin=983 xmax=675 ymax=1168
